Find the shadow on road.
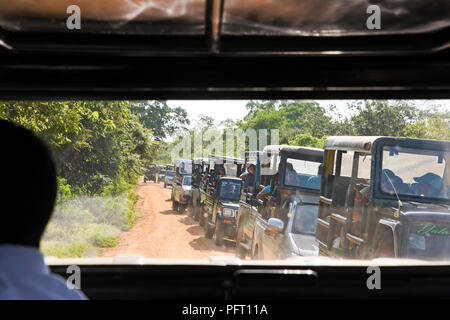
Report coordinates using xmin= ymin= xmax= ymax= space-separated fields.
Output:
xmin=189 ymin=237 xmax=219 ymax=252
xmin=186 ymin=225 xmax=205 ymax=236
xmin=159 ymin=209 xmax=178 ymax=215
xmin=178 ymin=216 xmax=197 ymax=226
xmin=188 ymin=237 xmax=236 ymax=253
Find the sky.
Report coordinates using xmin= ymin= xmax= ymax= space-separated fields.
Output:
xmin=167 ymin=100 xmax=450 ymax=128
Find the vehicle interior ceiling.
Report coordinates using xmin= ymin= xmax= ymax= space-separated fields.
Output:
xmin=1 ymin=0 xmax=450 ymax=300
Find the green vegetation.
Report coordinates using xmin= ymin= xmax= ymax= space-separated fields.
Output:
xmin=0 ymin=101 xmax=175 ymax=257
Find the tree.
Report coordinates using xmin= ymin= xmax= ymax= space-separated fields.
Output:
xmin=405 ymin=107 xmax=450 ymax=140
xmin=130 ymin=101 xmax=189 ymax=140
xmin=289 ymin=133 xmax=327 ymax=148
xmin=0 ymin=101 xmax=157 ymax=195
xmin=347 ymin=100 xmax=420 ymax=137
xmin=238 ymin=100 xmax=333 ymax=145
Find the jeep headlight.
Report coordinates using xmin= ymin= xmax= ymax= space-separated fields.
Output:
xmin=223 ymin=208 xmax=234 ymax=217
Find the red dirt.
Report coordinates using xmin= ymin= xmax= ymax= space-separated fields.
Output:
xmin=100 ymin=179 xmax=234 ymax=259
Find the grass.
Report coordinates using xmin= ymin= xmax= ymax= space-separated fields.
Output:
xmin=41 ymin=189 xmax=141 ymax=258
xmin=41 ymin=243 xmax=92 ymax=258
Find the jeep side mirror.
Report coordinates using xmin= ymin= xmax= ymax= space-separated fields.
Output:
xmin=265 ymin=218 xmax=284 ymax=236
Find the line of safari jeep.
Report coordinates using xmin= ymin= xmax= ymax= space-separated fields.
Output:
xmin=164 ymin=136 xmax=450 ymax=261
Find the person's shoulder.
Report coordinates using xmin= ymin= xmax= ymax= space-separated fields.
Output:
xmin=0 ymin=271 xmax=87 ymax=300
xmin=34 ymin=272 xmax=88 ymax=300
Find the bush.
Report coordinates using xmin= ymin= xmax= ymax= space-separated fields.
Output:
xmin=56 ymin=177 xmax=72 ymax=203
xmin=91 ymin=235 xmax=118 ymax=248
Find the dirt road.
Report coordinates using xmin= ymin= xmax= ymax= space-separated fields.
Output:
xmin=100 ymin=180 xmax=234 ymax=259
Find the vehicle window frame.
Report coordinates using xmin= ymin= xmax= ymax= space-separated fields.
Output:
xmin=279 ymin=153 xmax=323 ymax=194
xmin=374 ymin=138 xmax=450 ymax=204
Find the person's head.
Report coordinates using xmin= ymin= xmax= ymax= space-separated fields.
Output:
xmin=318 ymin=164 xmax=324 ymax=176
xmin=286 ymin=162 xmax=294 ymax=171
xmin=413 ymin=173 xmax=443 ymax=197
xmin=0 ymin=120 xmax=57 ymax=248
xmin=381 ymin=169 xmax=403 ymax=194
xmin=218 ymin=165 xmax=225 ymax=175
xmin=247 ymin=163 xmax=255 ymax=174
xmin=285 ymin=169 xmax=297 ymax=185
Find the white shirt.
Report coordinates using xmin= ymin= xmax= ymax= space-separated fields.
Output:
xmin=0 ymin=244 xmax=87 ymax=300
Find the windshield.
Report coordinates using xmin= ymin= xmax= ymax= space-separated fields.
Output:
xmin=1 ymin=99 xmax=449 ymax=265
xmin=219 ymin=181 xmax=242 ymax=201
xmin=182 ymin=175 xmax=192 ymax=186
xmin=178 ymin=162 xmax=192 ymax=175
xmin=406 ymin=223 xmax=450 ymax=259
xmin=223 ymin=163 xmax=239 ymax=177
xmin=292 ymin=205 xmax=319 ymax=235
xmin=284 ymin=158 xmax=322 ymax=190
xmin=381 ymin=146 xmax=449 ymax=201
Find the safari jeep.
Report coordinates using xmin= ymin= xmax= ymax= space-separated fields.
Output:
xmin=143 ymin=165 xmax=157 ymax=183
xmin=164 ymin=163 xmax=175 ymax=188
xmin=315 ymin=136 xmax=450 ymax=260
xmin=202 ymin=155 xmax=245 ymax=245
xmin=171 ymin=159 xmax=193 ymax=213
xmin=164 ymin=169 xmax=175 ymax=189
xmin=236 ymin=145 xmax=324 ymax=259
xmin=172 ymin=174 xmax=192 ymax=213
xmin=157 ymin=165 xmax=165 ymax=183
xmin=203 ymin=177 xmax=243 ymax=246
xmin=236 ymin=146 xmax=281 ymax=258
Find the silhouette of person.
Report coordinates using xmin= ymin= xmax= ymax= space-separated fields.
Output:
xmin=285 ymin=163 xmax=298 ymax=186
xmin=240 ymin=163 xmax=256 ymax=193
xmin=413 ymin=172 xmax=444 ymax=198
xmin=0 ymin=120 xmax=86 ymax=300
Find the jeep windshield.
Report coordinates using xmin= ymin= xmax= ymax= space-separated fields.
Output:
xmin=219 ymin=181 xmax=241 ymax=202
xmin=292 ymin=205 xmax=318 ymax=235
xmin=182 ymin=175 xmax=192 ymax=186
xmin=284 ymin=158 xmax=322 ymax=190
xmin=381 ymin=146 xmax=450 ymax=202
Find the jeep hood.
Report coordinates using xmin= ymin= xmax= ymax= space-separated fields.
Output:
xmin=289 ymin=233 xmax=319 ymax=256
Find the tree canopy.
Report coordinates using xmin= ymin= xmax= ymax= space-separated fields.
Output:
xmin=0 ymin=101 xmax=158 ymax=195
xmin=130 ymin=100 xmax=189 ymax=140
